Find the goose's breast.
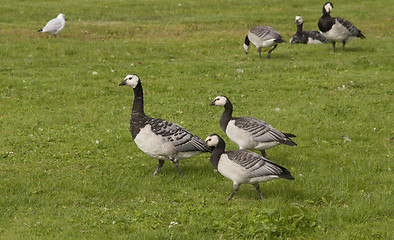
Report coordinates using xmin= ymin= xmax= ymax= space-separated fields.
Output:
xmin=134 ymin=124 xmax=176 ymax=159
xmin=217 ymin=155 xmax=251 ymax=184
xmin=226 ymin=121 xmax=255 ymax=149
xmin=325 ymin=21 xmax=352 ymax=41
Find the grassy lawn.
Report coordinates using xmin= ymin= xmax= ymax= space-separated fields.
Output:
xmin=0 ymin=0 xmax=393 ymax=239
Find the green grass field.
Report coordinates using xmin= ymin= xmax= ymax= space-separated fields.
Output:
xmin=1 ymin=0 xmax=393 ymax=239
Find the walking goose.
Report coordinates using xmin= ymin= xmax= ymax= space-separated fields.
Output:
xmin=243 ymin=26 xmax=286 ymax=59
xmin=37 ymin=13 xmax=66 ymax=37
xmin=209 ymin=96 xmax=296 ymax=158
xmin=205 ymin=134 xmax=294 ymax=200
xmin=119 ymin=74 xmax=211 ymax=176
xmin=290 ymin=16 xmax=328 ymax=44
xmin=318 ymin=2 xmax=365 ymax=51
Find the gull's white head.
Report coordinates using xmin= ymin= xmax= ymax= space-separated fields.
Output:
xmin=205 ymin=134 xmax=220 ymax=148
xmin=295 ymin=16 xmax=303 ymax=25
xmin=119 ymin=74 xmax=140 ymax=88
xmin=323 ymin=2 xmax=333 ymax=14
xmin=57 ymin=13 xmax=66 ymax=20
xmin=209 ymin=95 xmax=228 ymax=107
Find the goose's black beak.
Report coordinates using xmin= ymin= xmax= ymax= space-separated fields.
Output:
xmin=209 ymin=101 xmax=215 ymax=106
xmin=119 ymin=80 xmax=126 ymax=86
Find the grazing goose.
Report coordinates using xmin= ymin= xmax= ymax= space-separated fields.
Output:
xmin=119 ymin=74 xmax=211 ymax=176
xmin=37 ymin=13 xmax=66 ymax=37
xmin=205 ymin=134 xmax=294 ymax=200
xmin=318 ymin=2 xmax=365 ymax=51
xmin=210 ymin=96 xmax=296 ymax=158
xmin=290 ymin=16 xmax=328 ymax=44
xmin=243 ymin=26 xmax=286 ymax=59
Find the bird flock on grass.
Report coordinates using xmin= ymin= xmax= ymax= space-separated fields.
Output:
xmin=37 ymin=2 xmax=365 ymax=200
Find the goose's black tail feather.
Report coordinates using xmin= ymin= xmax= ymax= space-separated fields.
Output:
xmin=281 ymin=133 xmax=297 ymax=146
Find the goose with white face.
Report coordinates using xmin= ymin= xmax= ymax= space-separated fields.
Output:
xmin=209 ymin=96 xmax=227 ymax=106
xmin=295 ymin=16 xmax=303 ymax=25
xmin=205 ymin=134 xmax=220 ymax=147
xmin=324 ymin=2 xmax=333 ymax=13
xmin=119 ymin=74 xmax=140 ymax=88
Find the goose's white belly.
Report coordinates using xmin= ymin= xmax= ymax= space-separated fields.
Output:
xmin=249 ymin=33 xmax=277 ymax=48
xmin=226 ymin=121 xmax=254 ymax=149
xmin=134 ymin=125 xmax=176 ymax=160
xmin=324 ymin=21 xmax=353 ymax=42
xmin=218 ymin=155 xmax=250 ymax=184
xmin=218 ymin=155 xmax=279 ymax=185
xmin=226 ymin=121 xmax=281 ymax=150
xmin=255 ymin=141 xmax=280 ymax=150
xmin=307 ymin=37 xmax=323 ymax=44
xmin=134 ymin=125 xmax=201 ymax=161
xmin=253 ymin=38 xmax=277 ymax=48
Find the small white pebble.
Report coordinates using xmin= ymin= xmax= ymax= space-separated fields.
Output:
xmin=274 ymin=107 xmax=280 ymax=112
xmin=106 ymin=130 xmax=110 ymax=133
xmin=112 ymin=221 xmax=116 ymax=224
xmin=92 ymin=71 xmax=98 ymax=75
xmin=299 ymin=174 xmax=303 ymax=177
xmin=95 ymin=140 xmax=99 ymax=144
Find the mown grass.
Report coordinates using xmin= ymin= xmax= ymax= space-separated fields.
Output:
xmin=0 ymin=0 xmax=393 ymax=239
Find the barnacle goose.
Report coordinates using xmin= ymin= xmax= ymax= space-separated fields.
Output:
xmin=318 ymin=2 xmax=365 ymax=51
xmin=290 ymin=16 xmax=328 ymax=44
xmin=205 ymin=134 xmax=294 ymax=200
xmin=37 ymin=13 xmax=66 ymax=37
xmin=119 ymin=74 xmax=211 ymax=176
xmin=210 ymin=96 xmax=296 ymax=158
xmin=243 ymin=26 xmax=286 ymax=59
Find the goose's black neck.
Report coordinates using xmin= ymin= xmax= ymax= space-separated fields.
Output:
xmin=132 ymin=81 xmax=145 ymax=116
xmin=244 ymin=35 xmax=250 ymax=46
xmin=322 ymin=7 xmax=331 ymax=16
xmin=219 ymin=100 xmax=233 ymax=132
xmin=296 ymin=23 xmax=303 ymax=33
xmin=210 ymin=137 xmax=226 ymax=169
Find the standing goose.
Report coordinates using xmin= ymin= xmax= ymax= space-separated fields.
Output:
xmin=37 ymin=13 xmax=66 ymax=37
xmin=210 ymin=96 xmax=296 ymax=158
xmin=205 ymin=134 xmax=294 ymax=200
xmin=290 ymin=16 xmax=328 ymax=44
xmin=119 ymin=74 xmax=211 ymax=176
xmin=243 ymin=26 xmax=286 ymax=59
xmin=318 ymin=2 xmax=365 ymax=51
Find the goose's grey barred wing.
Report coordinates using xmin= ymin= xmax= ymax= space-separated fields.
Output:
xmin=226 ymin=150 xmax=285 ymax=177
xmin=149 ymin=118 xmax=211 ymax=152
xmin=233 ymin=117 xmax=286 ymax=142
xmin=250 ymin=26 xmax=282 ymax=40
xmin=334 ymin=17 xmax=365 ymax=38
xmin=306 ymin=31 xmax=329 ymax=42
